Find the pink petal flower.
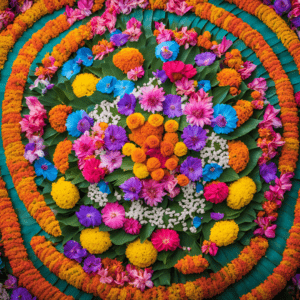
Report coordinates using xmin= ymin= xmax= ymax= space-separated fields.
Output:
xmin=183 ymin=100 xmax=213 ymax=127
xmin=238 ymin=61 xmax=257 ymax=80
xmin=127 ymin=66 xmax=145 ymax=81
xmin=211 ymin=36 xmax=233 ymax=57
xmin=166 ymin=0 xmax=193 ymax=16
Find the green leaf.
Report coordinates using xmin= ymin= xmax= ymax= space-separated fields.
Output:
xmin=220 ymin=118 xmax=260 ymax=140
xmin=159 ymin=272 xmax=171 ymax=286
xmin=218 ymin=168 xmax=239 ymax=182
xmin=71 ymin=173 xmax=85 ymax=185
xmin=139 ymin=223 xmax=156 ymax=243
xmin=121 ymin=157 xmax=135 ymax=171
xmin=61 ymin=226 xmax=81 ymax=245
xmin=43 ymin=127 xmax=59 ymax=139
xmin=212 ymin=86 xmax=230 ymax=105
xmin=65 ymin=166 xmax=82 ymax=181
xmin=109 ymin=230 xmax=138 ymax=245
xmin=179 ymin=116 xmax=189 ymax=131
xmin=239 ymin=223 xmax=257 ymax=231
xmin=58 ymin=214 xmax=81 ymax=227
xmin=157 ymin=251 xmax=171 ymax=264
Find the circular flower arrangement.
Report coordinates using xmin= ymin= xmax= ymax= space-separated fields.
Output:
xmin=2 ymin=0 xmax=300 ymax=298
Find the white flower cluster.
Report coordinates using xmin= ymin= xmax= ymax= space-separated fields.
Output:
xmin=88 ymin=184 xmax=121 ymax=207
xmin=130 ymin=77 xmax=162 ymax=99
xmin=200 ymin=131 xmax=229 ymax=168
xmin=125 ymin=182 xmax=205 ymax=232
xmin=88 ymin=98 xmax=120 ymax=125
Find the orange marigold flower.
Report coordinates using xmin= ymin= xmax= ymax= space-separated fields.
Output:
xmin=49 ymin=105 xmax=72 ymax=133
xmin=229 ymin=87 xmax=241 ymax=96
xmin=228 ymin=140 xmax=249 ymax=173
xmin=160 ymin=141 xmax=174 ymax=157
xmin=251 ymin=91 xmax=261 ymax=100
xmin=151 ymin=168 xmax=165 ymax=181
xmin=146 ymin=157 xmax=161 ymax=172
xmin=233 ymin=100 xmax=253 ymax=127
xmin=126 ymin=113 xmax=145 ymax=130
xmin=53 ymin=140 xmax=72 ymax=174
xmin=224 ymin=49 xmax=243 ymax=70
xmin=174 ymin=254 xmax=209 ymax=275
xmin=164 ymin=120 xmax=179 ymax=132
xmin=165 ymin=158 xmax=178 ymax=171
xmin=113 ymin=48 xmax=144 ymax=73
xmin=177 ymin=174 xmax=189 ymax=186
xmin=148 ymin=114 xmax=164 ymax=127
xmin=99 ymin=122 xmax=108 ymax=131
xmin=163 ymin=133 xmax=179 ymax=145
xmin=217 ymin=68 xmax=242 ymax=89
xmin=131 ymin=148 xmax=146 ymax=163
xmin=145 ymin=135 xmax=160 ymax=149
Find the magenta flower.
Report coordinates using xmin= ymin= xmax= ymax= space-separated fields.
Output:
xmin=175 ymin=77 xmax=195 ymax=96
xmin=166 ymin=0 xmax=193 ymax=16
xmin=123 ymin=218 xmax=142 ymax=235
xmin=73 ymin=132 xmax=95 ymax=159
xmin=130 ymin=269 xmax=154 ymax=292
xmin=259 ymin=104 xmax=282 ymax=129
xmin=201 ymin=241 xmax=218 ymax=256
xmin=77 ymin=0 xmax=93 ymax=16
xmin=123 ymin=18 xmax=142 ymax=41
xmin=82 ymin=158 xmax=105 ymax=183
xmin=141 ymin=179 xmax=166 ymax=206
xmin=127 ymin=66 xmax=145 ymax=81
xmin=162 ymin=175 xmax=180 ymax=198
xmin=114 ymin=271 xmax=129 ymax=286
xmin=151 ymin=229 xmax=180 ymax=251
xmin=211 ymin=36 xmax=233 ymax=57
xmin=238 ymin=61 xmax=257 ymax=80
xmin=139 ymin=85 xmax=165 ymax=113
xmin=20 ymin=0 xmax=33 ymax=12
xmin=101 ymin=202 xmax=126 ymax=229
xmin=98 ymin=268 xmax=113 ymax=284
xmin=90 ymin=16 xmax=106 ymax=36
xmin=4 ymin=275 xmax=17 ymax=289
xmin=247 ymin=77 xmax=268 ymax=97
xmin=254 ymin=216 xmax=277 ymax=238
xmin=100 ymin=151 xmax=124 ymax=173
xmin=189 ymin=89 xmax=213 ymax=103
xmin=24 ymin=136 xmax=45 ymax=163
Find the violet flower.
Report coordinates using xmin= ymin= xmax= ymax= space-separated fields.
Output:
xmin=83 ymin=255 xmax=102 ymax=274
xmin=210 ymin=212 xmax=224 ymax=221
xmin=104 ymin=125 xmax=128 ymax=151
xmin=195 ymin=52 xmax=217 ymax=66
xmin=273 ymin=0 xmax=291 ymax=16
xmin=259 ymin=162 xmax=277 ymax=183
xmin=152 ymin=69 xmax=168 ymax=83
xmin=76 ymin=205 xmax=102 ymax=227
xmin=110 ymin=33 xmax=129 ymax=47
xmin=64 ymin=240 xmax=87 ymax=263
xmin=117 ymin=93 xmax=136 ymax=116
xmin=181 ymin=125 xmax=207 ymax=151
xmin=120 ymin=177 xmax=142 ymax=201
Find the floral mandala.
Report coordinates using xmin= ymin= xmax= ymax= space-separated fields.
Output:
xmin=1 ymin=0 xmax=300 ymax=299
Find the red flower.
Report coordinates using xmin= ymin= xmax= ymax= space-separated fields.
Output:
xmin=162 ymin=61 xmax=197 ymax=83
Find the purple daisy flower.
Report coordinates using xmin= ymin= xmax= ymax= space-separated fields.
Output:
xmin=181 ymin=125 xmax=207 ymax=151
xmin=120 ymin=177 xmax=142 ymax=201
xmin=180 ymin=157 xmax=203 ymax=181
xmin=211 ymin=212 xmax=224 ymax=221
xmin=83 ymin=255 xmax=102 ymax=274
xmin=195 ymin=52 xmax=217 ymax=66
xmin=76 ymin=205 xmax=102 ymax=227
xmin=163 ymin=94 xmax=183 ymax=118
xmin=104 ymin=125 xmax=128 ymax=151
xmin=77 ymin=116 xmax=94 ymax=133
xmin=117 ymin=93 xmax=136 ymax=116
xmin=64 ymin=240 xmax=87 ymax=263
xmin=152 ymin=69 xmax=168 ymax=83
xmin=259 ymin=162 xmax=277 ymax=183
xmin=110 ymin=33 xmax=129 ymax=47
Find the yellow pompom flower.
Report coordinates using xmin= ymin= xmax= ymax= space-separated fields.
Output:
xmin=80 ymin=228 xmax=112 ymax=254
xmin=133 ymin=163 xmax=149 ymax=179
xmin=174 ymin=142 xmax=188 ymax=157
xmin=113 ymin=48 xmax=145 ymax=73
xmin=72 ymin=73 xmax=99 ymax=98
xmin=209 ymin=220 xmax=239 ymax=247
xmin=126 ymin=113 xmax=145 ymax=130
xmin=227 ymin=176 xmax=256 ymax=210
xmin=51 ymin=177 xmax=80 ymax=209
xmin=125 ymin=239 xmax=157 ymax=268
xmin=164 ymin=120 xmax=179 ymax=133
xmin=122 ymin=143 xmax=136 ymax=156
xmin=148 ymin=114 xmax=164 ymax=127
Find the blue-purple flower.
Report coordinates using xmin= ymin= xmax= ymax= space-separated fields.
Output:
xmin=98 ymin=181 xmax=111 ymax=194
xmin=273 ymin=0 xmax=291 ymax=16
xmin=62 ymin=59 xmax=81 ymax=79
xmin=259 ymin=162 xmax=277 ymax=183
xmin=180 ymin=157 xmax=203 ymax=181
xmin=211 ymin=212 xmax=224 ymax=221
xmin=202 ymin=163 xmax=223 ymax=182
xmin=110 ymin=33 xmax=129 ymax=47
xmin=75 ymin=47 xmax=94 ymax=66
xmin=211 ymin=104 xmax=238 ymax=134
xmin=113 ymin=80 xmax=135 ymax=99
xmin=181 ymin=125 xmax=207 ymax=151
xmin=64 ymin=240 xmax=87 ymax=263
xmin=117 ymin=93 xmax=136 ymax=115
xmin=76 ymin=205 xmax=102 ymax=227
xmin=83 ymin=255 xmax=102 ymax=274
xmin=155 ymin=41 xmax=180 ymax=62
xmin=195 ymin=52 xmax=217 ymax=66
xmin=104 ymin=125 xmax=128 ymax=151
xmin=11 ymin=287 xmax=37 ymax=300
xmin=198 ymin=80 xmax=211 ymax=92
xmin=34 ymin=157 xmax=58 ymax=181
xmin=153 ymin=69 xmax=168 ymax=83
xmin=163 ymin=94 xmax=183 ymax=118
xmin=120 ymin=177 xmax=142 ymax=201
xmin=96 ymin=76 xmax=117 ymax=94
xmin=77 ymin=115 xmax=94 ymax=133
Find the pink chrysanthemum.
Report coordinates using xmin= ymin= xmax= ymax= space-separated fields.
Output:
xmin=82 ymin=158 xmax=105 ymax=183
xmin=151 ymin=229 xmax=180 ymax=252
xmin=139 ymin=85 xmax=165 ymax=113
xmin=127 ymin=66 xmax=145 ymax=81
xmin=175 ymin=77 xmax=195 ymax=96
xmin=203 ymin=182 xmax=228 ymax=204
xmin=189 ymin=89 xmax=213 ymax=103
xmin=101 ymin=202 xmax=126 ymax=229
xmin=73 ymin=133 xmax=95 ymax=159
xmin=141 ymin=179 xmax=166 ymax=206
xmin=183 ymin=100 xmax=213 ymax=127
xmin=123 ymin=218 xmax=142 ymax=235
xmin=100 ymin=150 xmax=124 ymax=173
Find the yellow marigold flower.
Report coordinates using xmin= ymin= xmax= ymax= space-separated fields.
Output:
xmin=133 ymin=163 xmax=149 ymax=179
xmin=228 ymin=140 xmax=249 ymax=173
xmin=125 ymin=239 xmax=157 ymax=268
xmin=53 ymin=140 xmax=72 ymax=174
xmin=148 ymin=114 xmax=164 ymax=127
xmin=174 ymin=142 xmax=188 ymax=157
xmin=217 ymin=68 xmax=242 ymax=89
xmin=164 ymin=120 xmax=179 ymax=132
xmin=80 ymin=228 xmax=112 ymax=254
xmin=209 ymin=220 xmax=239 ymax=247
xmin=51 ymin=177 xmax=80 ymax=209
xmin=227 ymin=176 xmax=256 ymax=210
xmin=72 ymin=73 xmax=99 ymax=98
xmin=122 ymin=143 xmax=136 ymax=156
xmin=126 ymin=113 xmax=145 ymax=130
xmin=131 ymin=148 xmax=146 ymax=163
xmin=113 ymin=48 xmax=144 ymax=73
